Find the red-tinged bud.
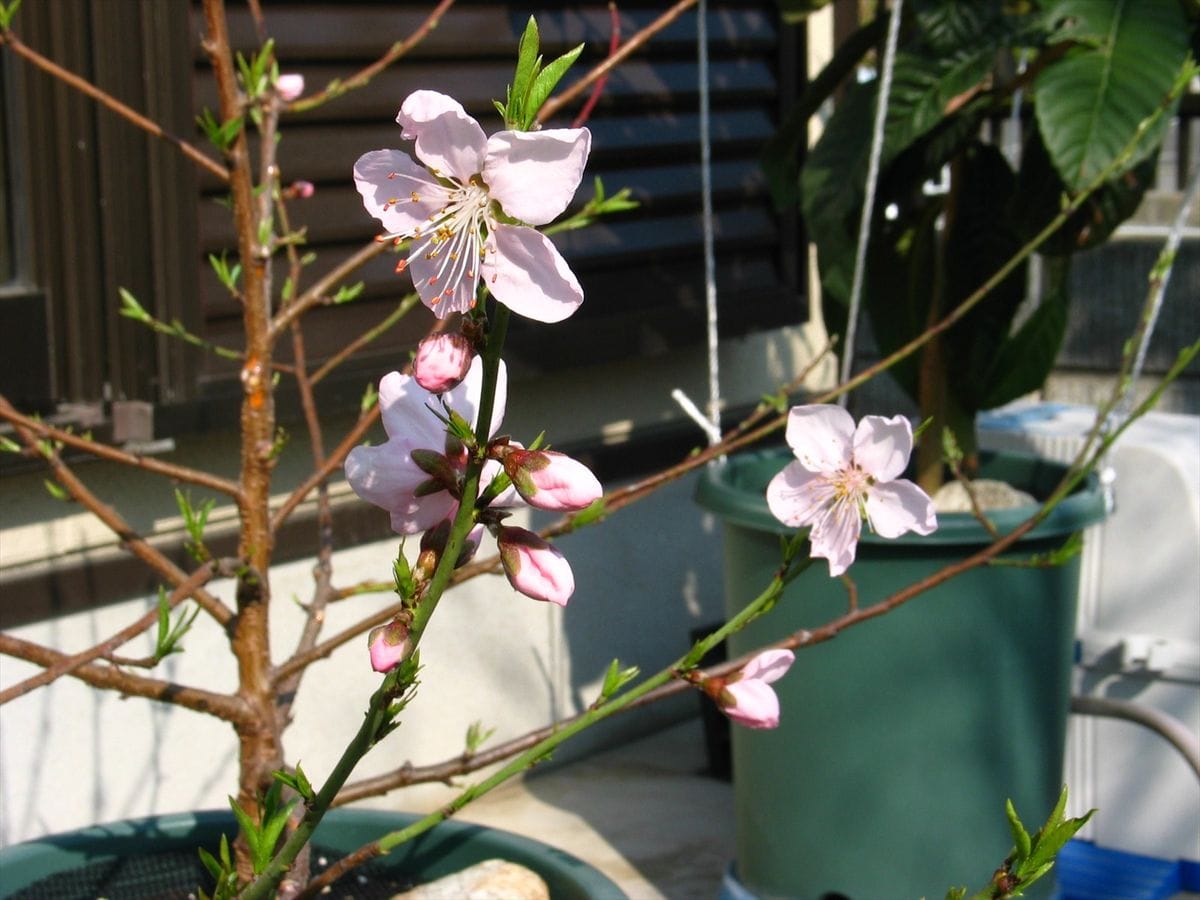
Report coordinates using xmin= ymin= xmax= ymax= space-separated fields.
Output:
xmin=285 ymin=180 xmax=315 ymax=200
xmin=705 ymin=649 xmax=795 ymax=730
xmin=497 ymin=526 xmax=574 ymax=606
xmin=420 ymin=520 xmax=484 ymax=569
xmin=276 ymin=73 xmax=305 ymax=102
xmin=413 ymin=332 xmax=474 ymax=394
xmin=367 ymin=618 xmax=410 ymax=673
xmin=502 ymin=449 xmax=602 ymax=512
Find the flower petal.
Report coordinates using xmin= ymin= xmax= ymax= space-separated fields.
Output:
xmin=397 ymin=90 xmax=487 ymax=181
xmin=483 ymin=128 xmax=591 ymax=225
xmin=443 ymin=357 xmax=507 ymax=439
xmin=345 ymin=442 xmax=455 ymax=534
xmin=853 ymin=414 xmax=914 ymax=482
xmin=785 ymin=404 xmax=855 ymax=473
xmin=354 ymin=149 xmax=451 ymax=237
xmin=377 ymin=371 xmax=444 ymax=446
xmin=482 ymin=224 xmax=583 ymax=322
xmin=866 ymin=480 xmax=937 ymax=539
xmin=406 ymin=229 xmax=483 ymax=317
xmin=740 ymin=649 xmax=795 ymax=685
xmin=808 ymin=498 xmax=862 ymax=577
xmin=766 ymin=462 xmax=831 ymax=528
xmin=723 ymin=681 xmax=782 ymax=729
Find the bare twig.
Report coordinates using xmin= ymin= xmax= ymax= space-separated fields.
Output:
xmin=271 ymin=239 xmax=392 ymax=339
xmin=0 ymin=30 xmax=230 ymax=182
xmin=309 ymin=295 xmax=422 ymax=386
xmin=3 ymin=403 xmax=235 ymax=627
xmin=572 ymin=2 xmax=621 ymax=128
xmin=0 ymin=560 xmax=233 ymax=704
xmin=0 ymin=631 xmax=251 ymax=723
xmin=538 ymin=0 xmax=699 ymax=123
xmin=0 ymin=395 xmax=242 ymax=499
xmin=286 ymin=0 xmax=458 ymax=115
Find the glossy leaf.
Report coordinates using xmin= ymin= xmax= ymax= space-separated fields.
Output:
xmin=1033 ymin=0 xmax=1189 ymax=193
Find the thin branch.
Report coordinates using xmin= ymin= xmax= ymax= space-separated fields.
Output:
xmin=286 ymin=0 xmax=458 ymax=115
xmin=0 ymin=30 xmax=230 ymax=182
xmin=3 ymin=404 xmax=235 ymax=627
xmin=269 ymin=405 xmax=380 ymax=533
xmin=572 ymin=3 xmax=621 ymax=128
xmin=271 ymin=239 xmax=392 ymax=339
xmin=0 ymin=560 xmax=233 ymax=705
xmin=0 ymin=632 xmax=251 ymax=724
xmin=537 ymin=0 xmax=699 ymax=123
xmin=310 ymin=294 xmax=422 ymax=386
xmin=0 ymin=395 xmax=242 ymax=499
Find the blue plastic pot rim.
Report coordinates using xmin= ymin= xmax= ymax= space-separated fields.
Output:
xmin=694 ymin=447 xmax=1107 ymax=546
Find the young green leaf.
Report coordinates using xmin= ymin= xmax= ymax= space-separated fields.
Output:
xmin=508 ymin=17 xmax=543 ymax=128
xmin=332 ymin=281 xmax=366 ymax=304
xmin=0 ymin=1 xmax=25 ymax=29
xmin=1005 ymin=797 xmax=1032 ymax=863
xmin=523 ymin=43 xmax=584 ymax=128
xmin=465 ymin=720 xmax=496 ymax=754
xmin=43 ymin=479 xmax=68 ymax=501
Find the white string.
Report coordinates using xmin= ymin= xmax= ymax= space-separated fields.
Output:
xmin=697 ymin=0 xmax=721 ymax=444
xmin=838 ymin=0 xmax=905 ymax=403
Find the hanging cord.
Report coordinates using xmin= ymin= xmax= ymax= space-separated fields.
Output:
xmin=673 ymin=0 xmax=723 ymax=447
xmin=838 ymin=0 xmax=905 ymax=403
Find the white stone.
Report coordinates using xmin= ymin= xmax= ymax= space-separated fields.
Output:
xmin=932 ymin=478 xmax=1036 ymax=513
xmin=392 ymin=859 xmax=550 ymax=900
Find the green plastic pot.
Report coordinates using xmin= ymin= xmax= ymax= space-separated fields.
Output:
xmin=696 ymin=448 xmax=1106 ymax=900
xmin=0 ymin=808 xmax=626 ymax=899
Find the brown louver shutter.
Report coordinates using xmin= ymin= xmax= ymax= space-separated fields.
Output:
xmin=195 ymin=1 xmax=806 ymax=401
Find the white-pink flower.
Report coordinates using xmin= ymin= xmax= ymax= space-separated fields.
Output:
xmin=497 ymin=526 xmax=575 ymax=606
xmin=766 ymin=404 xmax=937 ymax=576
xmin=713 ymin=649 xmax=795 ymax=730
xmin=355 ymin=90 xmax=590 ymax=323
xmin=344 ymin=357 xmax=508 ymax=534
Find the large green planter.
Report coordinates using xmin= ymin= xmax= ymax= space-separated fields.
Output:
xmin=696 ymin=449 xmax=1106 ymax=900
xmin=0 ymin=808 xmax=625 ymax=899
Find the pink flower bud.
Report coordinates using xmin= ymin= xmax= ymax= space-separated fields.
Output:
xmin=276 ymin=73 xmax=305 ymax=102
xmin=502 ymin=449 xmax=602 ymax=512
xmin=497 ymin=526 xmax=574 ymax=606
xmin=413 ymin=333 xmax=475 ymax=394
xmin=289 ymin=180 xmax=315 ymax=199
xmin=367 ymin=618 xmax=410 ymax=673
xmin=707 ymin=649 xmax=795 ymax=729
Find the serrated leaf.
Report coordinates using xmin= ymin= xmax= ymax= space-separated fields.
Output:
xmin=1005 ymin=798 xmax=1033 ymax=863
xmin=524 ymin=43 xmax=584 ymax=127
xmin=1034 ymin=0 xmax=1189 ymax=193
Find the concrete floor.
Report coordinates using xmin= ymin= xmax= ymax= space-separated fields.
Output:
xmin=447 ymin=718 xmax=734 ymax=899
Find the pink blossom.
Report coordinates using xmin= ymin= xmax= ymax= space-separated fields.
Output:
xmin=354 ymin=90 xmax=590 ymax=323
xmin=714 ymin=649 xmax=795 ymax=730
xmin=497 ymin=526 xmax=575 ymax=606
xmin=276 ymin=73 xmax=305 ymax=102
xmin=367 ymin=619 xmax=410 ymax=673
xmin=766 ymin=404 xmax=937 ymax=576
xmin=502 ymin=449 xmax=602 ymax=512
xmin=345 ymin=357 xmax=508 ymax=534
xmin=413 ymin=332 xmax=475 ymax=394
xmin=288 ymin=180 xmax=315 ymax=200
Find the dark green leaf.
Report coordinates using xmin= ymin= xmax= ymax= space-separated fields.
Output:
xmin=979 ymin=262 xmax=1070 ymax=409
xmin=1034 ymin=0 xmax=1189 ymax=193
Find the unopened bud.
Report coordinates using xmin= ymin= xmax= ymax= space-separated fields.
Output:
xmin=497 ymin=526 xmax=574 ymax=606
xmin=367 ymin=618 xmax=410 ymax=673
xmin=413 ymin=333 xmax=474 ymax=394
xmin=502 ymin=449 xmax=602 ymax=512
xmin=276 ymin=73 xmax=305 ymax=102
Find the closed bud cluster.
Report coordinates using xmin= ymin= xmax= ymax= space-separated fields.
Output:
xmin=496 ymin=526 xmax=574 ymax=606
xmin=500 ymin=448 xmax=602 ymax=512
xmin=367 ymin=617 xmax=411 ymax=673
xmin=413 ymin=332 xmax=475 ymax=394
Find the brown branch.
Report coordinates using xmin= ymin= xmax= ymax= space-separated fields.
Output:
xmin=572 ymin=3 xmax=621 ymax=128
xmin=310 ymin=295 xmax=421 ymax=386
xmin=0 ymin=560 xmax=232 ymax=704
xmin=0 ymin=395 xmax=242 ymax=499
xmin=269 ymin=405 xmax=380 ymax=533
xmin=0 ymin=632 xmax=251 ymax=724
xmin=286 ymin=0 xmax=458 ymax=115
xmin=538 ymin=0 xmax=700 ymax=123
xmin=3 ymin=403 xmax=235 ymax=627
xmin=271 ymin=238 xmax=392 ymax=339
xmin=0 ymin=30 xmax=230 ymax=182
